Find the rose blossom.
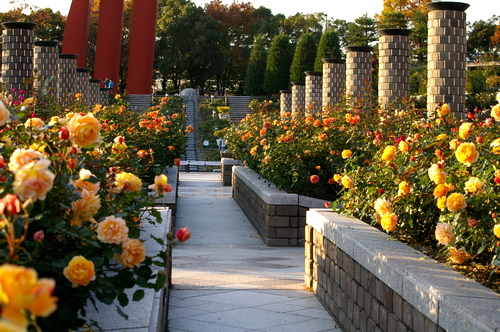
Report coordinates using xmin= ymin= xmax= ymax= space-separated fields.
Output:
xmin=494 ymin=224 xmax=500 ymax=238
xmin=341 ymin=175 xmax=353 ymax=189
xmin=455 ymin=142 xmax=479 ymax=166
xmin=114 ymin=172 xmax=142 ymax=192
xmin=96 ymin=215 xmax=129 ymax=244
xmin=0 ymin=194 xmax=20 ymax=216
xmin=71 ymin=189 xmax=101 ymax=226
xmin=436 ymin=196 xmax=447 ymax=210
xmin=446 ymin=192 xmax=467 ymax=212
xmin=148 ymin=174 xmax=172 ymax=194
xmin=435 ymin=223 xmax=456 ymax=245
xmin=24 ymin=117 xmax=45 ymax=130
xmin=380 ymin=212 xmax=397 ymax=232
xmin=341 ymin=149 xmax=352 ymax=159
xmin=464 ymin=177 xmax=484 ymax=195
xmin=73 ymin=168 xmax=100 ymax=193
xmin=433 ymin=183 xmax=451 ymax=198
xmin=374 ymin=198 xmax=392 ymax=215
xmin=12 ymin=158 xmax=55 ymax=202
xmin=428 ymin=163 xmax=447 ymax=185
xmin=381 ymin=145 xmax=397 ymax=161
xmin=66 ymin=112 xmax=102 ymax=148
xmin=397 ymin=181 xmax=411 ymax=196
xmin=116 ymin=239 xmax=146 ymax=268
xmin=0 ymin=100 xmax=11 ymax=126
xmin=8 ymin=148 xmax=43 ymax=172
xmin=458 ymin=122 xmax=473 ymax=139
xmin=63 ymin=256 xmax=95 ymax=287
xmin=449 ymin=247 xmax=467 ymax=264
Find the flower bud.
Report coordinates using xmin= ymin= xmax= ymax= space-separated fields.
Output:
xmin=0 ymin=194 xmax=20 ymax=216
xmin=59 ymin=126 xmax=70 ymax=140
xmin=33 ymin=230 xmax=45 ymax=242
xmin=176 ymin=227 xmax=191 ymax=242
xmin=468 ymin=218 xmax=478 ymax=227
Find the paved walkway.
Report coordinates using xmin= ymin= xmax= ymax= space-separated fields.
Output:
xmin=167 ymin=172 xmax=342 ymax=332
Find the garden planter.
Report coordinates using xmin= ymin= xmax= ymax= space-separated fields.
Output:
xmin=305 ymin=209 xmax=500 ymax=332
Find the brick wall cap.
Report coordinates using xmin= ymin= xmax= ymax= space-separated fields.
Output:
xmin=322 ymin=58 xmax=346 ymax=64
xmin=34 ymin=40 xmax=59 ymax=47
xmin=1 ymin=22 xmax=37 ymax=30
xmin=378 ymin=28 xmax=412 ymax=36
xmin=426 ymin=1 xmax=470 ymax=12
xmin=305 ymin=71 xmax=323 ymax=76
xmin=58 ymin=54 xmax=79 ymax=59
xmin=291 ymin=81 xmax=305 ymax=86
xmin=345 ymin=46 xmax=373 ymax=52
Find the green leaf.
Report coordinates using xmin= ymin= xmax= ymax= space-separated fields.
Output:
xmin=118 ymin=292 xmax=129 ymax=307
xmin=132 ymin=289 xmax=145 ymax=302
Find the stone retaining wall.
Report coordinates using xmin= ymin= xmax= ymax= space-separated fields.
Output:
xmin=305 ymin=209 xmax=500 ymax=332
xmin=233 ymin=166 xmax=324 ymax=246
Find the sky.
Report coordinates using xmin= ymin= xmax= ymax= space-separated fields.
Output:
xmin=0 ymin=0 xmax=497 ymax=24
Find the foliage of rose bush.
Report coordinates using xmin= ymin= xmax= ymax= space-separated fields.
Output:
xmin=224 ymin=96 xmax=500 ymax=273
xmin=0 ymin=89 xmax=188 ymax=331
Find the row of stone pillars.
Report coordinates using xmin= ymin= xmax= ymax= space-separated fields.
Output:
xmin=280 ymin=1 xmax=470 ymax=118
xmin=1 ymin=22 xmax=109 ymax=106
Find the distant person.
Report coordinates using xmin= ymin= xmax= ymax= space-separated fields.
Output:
xmin=107 ymin=79 xmax=114 ymax=91
xmin=103 ymin=77 xmax=110 ymax=89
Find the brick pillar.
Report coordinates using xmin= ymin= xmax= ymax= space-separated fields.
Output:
xmin=33 ymin=40 xmax=59 ymax=94
xmin=57 ymin=54 xmax=78 ymax=105
xmin=127 ymin=0 xmax=158 ymax=104
xmin=1 ymin=22 xmax=36 ymax=95
xmin=378 ymin=29 xmax=412 ymax=109
xmin=279 ymin=90 xmax=292 ymax=115
xmin=322 ymin=58 xmax=346 ymax=108
xmin=426 ymin=1 xmax=470 ymax=119
xmin=93 ymin=0 xmax=124 ymax=93
xmin=76 ymin=68 xmax=91 ymax=103
xmin=305 ymin=71 xmax=323 ymax=115
xmin=89 ymin=79 xmax=101 ymax=105
xmin=61 ymin=0 xmax=91 ymax=68
xmin=291 ymin=81 xmax=305 ymax=116
xmin=345 ymin=46 xmax=373 ymax=107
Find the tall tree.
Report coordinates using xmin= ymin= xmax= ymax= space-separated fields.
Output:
xmin=244 ymin=34 xmax=268 ymax=96
xmin=344 ymin=14 xmax=378 ymax=46
xmin=377 ymin=11 xmax=408 ymax=29
xmin=280 ymin=13 xmax=323 ymax=45
xmin=263 ymin=34 xmax=293 ymax=94
xmin=290 ymin=32 xmax=317 ymax=81
xmin=250 ymin=6 xmax=283 ymax=48
xmin=467 ymin=17 xmax=500 ymax=61
xmin=314 ymin=30 xmax=342 ymax=71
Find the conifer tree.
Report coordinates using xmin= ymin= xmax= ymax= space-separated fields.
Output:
xmin=263 ymin=34 xmax=293 ymax=94
xmin=314 ymin=30 xmax=342 ymax=71
xmin=290 ymin=32 xmax=318 ymax=82
xmin=244 ymin=35 xmax=268 ymax=96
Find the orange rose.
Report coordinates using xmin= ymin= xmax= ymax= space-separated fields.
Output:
xmin=96 ymin=215 xmax=129 ymax=244
xmin=73 ymin=168 xmax=100 ymax=193
xmin=12 ymin=158 xmax=55 ymax=202
xmin=116 ymin=239 xmax=146 ymax=268
xmin=71 ymin=189 xmax=101 ymax=226
xmin=464 ymin=177 xmax=484 ymax=195
xmin=433 ymin=183 xmax=451 ymax=198
xmin=66 ymin=112 xmax=102 ymax=148
xmin=0 ymin=100 xmax=11 ymax=126
xmin=446 ymin=192 xmax=467 ymax=212
xmin=449 ymin=247 xmax=467 ymax=264
xmin=381 ymin=212 xmax=397 ymax=232
xmin=455 ymin=142 xmax=479 ymax=166
xmin=8 ymin=148 xmax=44 ymax=172
xmin=24 ymin=117 xmax=45 ymax=130
xmin=63 ymin=256 xmax=95 ymax=287
xmin=435 ymin=223 xmax=455 ymax=245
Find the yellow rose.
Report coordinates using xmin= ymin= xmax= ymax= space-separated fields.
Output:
xmin=114 ymin=172 xmax=142 ymax=192
xmin=436 ymin=196 xmax=447 ymax=210
xmin=449 ymin=139 xmax=461 ymax=150
xmin=66 ymin=112 xmax=102 ymax=148
xmin=491 ymin=104 xmax=500 ymax=121
xmin=333 ymin=174 xmax=342 ymax=183
xmin=8 ymin=148 xmax=44 ymax=172
xmin=428 ymin=163 xmax=447 ymax=185
xmin=96 ymin=215 xmax=129 ymax=244
xmin=437 ymin=103 xmax=451 ymax=117
xmin=380 ymin=212 xmax=397 ymax=232
xmin=374 ymin=198 xmax=392 ymax=215
xmin=341 ymin=149 xmax=352 ymax=159
xmin=63 ymin=256 xmax=95 ymax=287
xmin=436 ymin=133 xmax=447 ymax=141
xmin=341 ymin=175 xmax=353 ymax=189
xmin=0 ymin=100 xmax=11 ymax=126
xmin=435 ymin=223 xmax=455 ymax=245
xmin=381 ymin=145 xmax=397 ymax=161
xmin=73 ymin=168 xmax=100 ymax=193
xmin=397 ymin=181 xmax=411 ymax=196
xmin=398 ymin=141 xmax=410 ymax=153
xmin=458 ymin=122 xmax=473 ymax=139
xmin=494 ymin=224 xmax=500 ymax=238
xmin=12 ymin=158 xmax=55 ymax=202
xmin=24 ymin=117 xmax=45 ymax=130
xmin=433 ymin=183 xmax=451 ymax=198
xmin=464 ymin=177 xmax=484 ymax=195
xmin=446 ymin=192 xmax=467 ymax=212
xmin=148 ymin=174 xmax=171 ymax=193
xmin=71 ymin=189 xmax=101 ymax=226
xmin=448 ymin=247 xmax=467 ymax=264
xmin=455 ymin=142 xmax=479 ymax=166
xmin=116 ymin=239 xmax=146 ymax=268
xmin=0 ymin=320 xmax=25 ymax=332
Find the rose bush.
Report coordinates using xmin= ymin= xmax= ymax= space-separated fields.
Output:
xmin=224 ymin=94 xmax=500 ymax=277
xmin=0 ymin=89 xmax=189 ymax=331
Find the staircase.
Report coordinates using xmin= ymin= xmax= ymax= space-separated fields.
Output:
xmin=182 ymin=97 xmax=201 ymax=171
xmin=227 ymin=96 xmax=254 ymax=123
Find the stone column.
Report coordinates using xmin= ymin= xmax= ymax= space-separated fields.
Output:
xmin=89 ymin=78 xmax=101 ymax=105
xmin=1 ymin=22 xmax=36 ymax=95
xmin=304 ymin=71 xmax=323 ymax=115
xmin=322 ymin=58 xmax=346 ymax=109
xmin=378 ymin=29 xmax=412 ymax=109
xmin=279 ymin=90 xmax=292 ymax=115
xmin=291 ymin=81 xmax=305 ymax=116
xmin=345 ymin=46 xmax=373 ymax=107
xmin=426 ymin=1 xmax=470 ymax=119
xmin=57 ymin=54 xmax=78 ymax=105
xmin=33 ymin=40 xmax=59 ymax=94
xmin=76 ymin=68 xmax=91 ymax=103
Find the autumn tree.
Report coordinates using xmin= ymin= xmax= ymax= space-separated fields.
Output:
xmin=467 ymin=16 xmax=500 ymax=61
xmin=263 ymin=34 xmax=293 ymax=94
xmin=244 ymin=34 xmax=268 ymax=96
xmin=314 ymin=30 xmax=342 ymax=71
xmin=290 ymin=32 xmax=317 ymax=81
